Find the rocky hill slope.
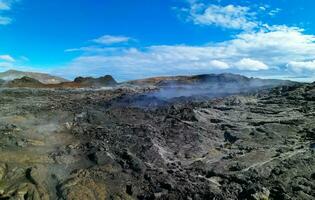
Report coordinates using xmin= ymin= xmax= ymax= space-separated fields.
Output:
xmin=0 ymin=70 xmax=68 ymax=84
xmin=73 ymin=75 xmax=117 ymax=87
xmin=4 ymin=76 xmax=46 ymax=88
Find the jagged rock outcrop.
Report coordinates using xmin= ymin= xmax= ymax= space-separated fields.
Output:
xmin=73 ymin=75 xmax=117 ymax=87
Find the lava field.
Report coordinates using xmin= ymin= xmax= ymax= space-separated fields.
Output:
xmin=0 ymin=80 xmax=314 ymax=200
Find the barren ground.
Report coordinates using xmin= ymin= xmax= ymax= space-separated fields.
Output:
xmin=0 ymin=83 xmax=314 ymax=199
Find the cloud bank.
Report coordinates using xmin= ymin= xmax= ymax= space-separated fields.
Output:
xmin=61 ymin=24 xmax=315 ymax=81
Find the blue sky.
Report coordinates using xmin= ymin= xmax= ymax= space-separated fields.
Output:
xmin=1 ymin=0 xmax=315 ymax=81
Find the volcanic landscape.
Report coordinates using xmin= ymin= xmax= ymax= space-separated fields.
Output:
xmin=0 ymin=70 xmax=314 ymax=200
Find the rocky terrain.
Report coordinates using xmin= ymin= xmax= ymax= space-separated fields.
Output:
xmin=0 ymin=73 xmax=313 ymax=199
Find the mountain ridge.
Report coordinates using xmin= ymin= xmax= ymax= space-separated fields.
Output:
xmin=0 ymin=70 xmax=68 ymax=84
xmin=126 ymin=73 xmax=295 ymax=86
xmin=0 ymin=71 xmax=297 ymax=90
xmin=2 ymin=75 xmax=118 ymax=88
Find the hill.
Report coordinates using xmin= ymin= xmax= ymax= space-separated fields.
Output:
xmin=0 ymin=70 xmax=68 ymax=84
xmin=127 ymin=73 xmax=293 ymax=87
xmin=128 ymin=73 xmax=296 ymax=98
xmin=3 ymin=75 xmax=118 ymax=89
xmin=5 ymin=76 xmax=45 ymax=88
xmin=73 ymin=75 xmax=117 ymax=87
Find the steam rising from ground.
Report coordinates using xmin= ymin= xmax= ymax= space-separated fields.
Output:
xmin=114 ymin=81 xmax=284 ymax=109
xmin=149 ymin=81 xmax=278 ymax=99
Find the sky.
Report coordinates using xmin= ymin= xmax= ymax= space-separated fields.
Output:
xmin=1 ymin=0 xmax=315 ymax=81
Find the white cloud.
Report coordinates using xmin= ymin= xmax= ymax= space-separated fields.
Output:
xmin=61 ymin=25 xmax=315 ymax=80
xmin=257 ymin=4 xmax=281 ymax=17
xmin=189 ymin=4 xmax=258 ymax=31
xmin=0 ymin=61 xmax=14 ymax=68
xmin=92 ymin=35 xmax=132 ymax=45
xmin=20 ymin=56 xmax=29 ymax=62
xmin=0 ymin=16 xmax=11 ymax=25
xmin=208 ymin=60 xmax=230 ymax=69
xmin=268 ymin=8 xmax=281 ymax=16
xmin=184 ymin=2 xmax=283 ymax=31
xmin=234 ymin=58 xmax=268 ymax=71
xmin=0 ymin=54 xmax=15 ymax=62
xmin=0 ymin=0 xmax=18 ymax=25
xmin=287 ymin=60 xmax=315 ymax=72
xmin=58 ymin=2 xmax=315 ymax=81
xmin=0 ymin=1 xmax=10 ymax=10
xmin=228 ymin=26 xmax=315 ymax=65
xmin=0 ymin=54 xmax=40 ymax=73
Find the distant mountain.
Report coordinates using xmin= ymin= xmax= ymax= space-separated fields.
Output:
xmin=0 ymin=70 xmax=68 ymax=84
xmin=3 ymin=75 xmax=118 ymax=88
xmin=2 ymin=73 xmax=295 ymax=92
xmin=128 ymin=73 xmax=294 ymax=87
xmin=127 ymin=73 xmax=297 ymax=98
xmin=73 ymin=75 xmax=117 ymax=87
xmin=5 ymin=76 xmax=45 ymax=88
